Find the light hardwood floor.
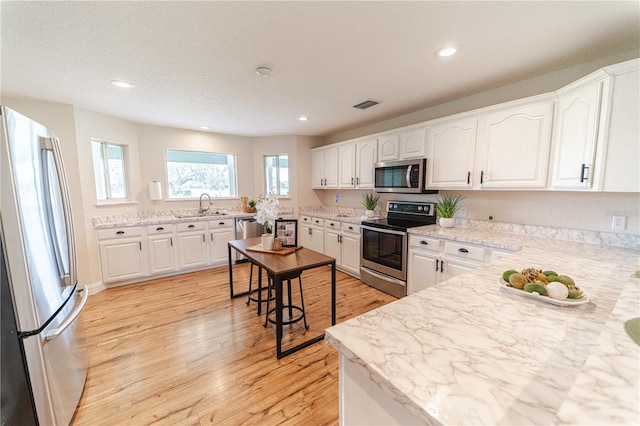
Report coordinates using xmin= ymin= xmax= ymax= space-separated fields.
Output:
xmin=71 ymin=263 xmax=396 ymax=425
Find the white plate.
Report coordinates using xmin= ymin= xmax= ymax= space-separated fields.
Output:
xmin=498 ymin=278 xmax=590 ymax=307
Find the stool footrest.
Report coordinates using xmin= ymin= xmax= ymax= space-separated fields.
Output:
xmin=265 ymin=305 xmax=309 ymax=328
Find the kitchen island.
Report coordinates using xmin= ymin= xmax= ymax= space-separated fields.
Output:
xmin=325 ymin=225 xmax=639 ymax=425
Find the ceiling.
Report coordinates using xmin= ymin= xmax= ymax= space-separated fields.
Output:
xmin=2 ymin=1 xmax=639 ymax=138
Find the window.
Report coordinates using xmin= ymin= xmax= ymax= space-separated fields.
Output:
xmin=165 ymin=149 xmax=237 ymax=199
xmin=264 ymin=154 xmax=289 ymax=196
xmin=91 ymin=140 xmax=128 ymax=200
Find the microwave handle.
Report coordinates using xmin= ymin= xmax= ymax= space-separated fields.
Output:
xmin=406 ymin=165 xmax=412 ymax=188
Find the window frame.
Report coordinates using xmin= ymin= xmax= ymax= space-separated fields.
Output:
xmin=91 ymin=139 xmax=130 ymax=202
xmin=164 ymin=149 xmax=238 ymax=200
xmin=264 ymin=154 xmax=290 ymax=197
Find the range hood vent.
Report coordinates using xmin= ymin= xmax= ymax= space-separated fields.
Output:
xmin=353 ymin=99 xmax=380 ymax=110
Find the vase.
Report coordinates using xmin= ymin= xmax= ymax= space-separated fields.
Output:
xmin=439 ymin=217 xmax=455 ymax=228
xmin=365 ymin=210 xmax=375 ymax=218
xmin=261 ymin=234 xmax=274 ymax=249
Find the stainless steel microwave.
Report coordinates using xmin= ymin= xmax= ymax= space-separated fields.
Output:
xmin=373 ymin=158 xmax=437 ymax=193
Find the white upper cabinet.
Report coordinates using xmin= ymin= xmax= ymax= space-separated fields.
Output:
xmin=399 ymin=127 xmax=427 ymax=159
xmin=475 ymin=100 xmax=554 ymax=189
xmin=312 ymin=146 xmax=338 ymax=189
xmin=338 ymin=138 xmax=377 ymax=189
xmin=378 ymin=134 xmax=400 ymax=162
xmin=549 ymin=71 xmax=610 ymax=190
xmin=355 ymin=139 xmax=377 ymax=188
xmin=600 ymin=60 xmax=640 ymax=192
xmin=426 ymin=97 xmax=553 ymax=190
xmin=549 ymin=58 xmax=639 ymax=192
xmin=426 ymin=117 xmax=477 ymax=188
xmin=338 ymin=143 xmax=356 ymax=188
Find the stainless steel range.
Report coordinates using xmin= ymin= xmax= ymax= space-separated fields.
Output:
xmin=360 ymin=200 xmax=436 ymax=298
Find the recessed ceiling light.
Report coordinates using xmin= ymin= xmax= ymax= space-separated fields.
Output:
xmin=436 ymin=46 xmax=458 ymax=57
xmin=110 ymin=79 xmax=135 ymax=88
xmin=255 ymin=67 xmax=272 ymax=77
xmin=298 ymin=116 xmax=309 ymax=121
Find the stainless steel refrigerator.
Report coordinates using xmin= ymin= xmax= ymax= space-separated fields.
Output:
xmin=1 ymin=106 xmax=88 ymax=425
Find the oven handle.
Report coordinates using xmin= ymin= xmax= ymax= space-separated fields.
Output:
xmin=361 ymin=225 xmax=407 ymax=236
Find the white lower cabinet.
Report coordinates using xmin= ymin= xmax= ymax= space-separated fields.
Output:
xmin=300 ymin=216 xmax=324 ymax=253
xmin=97 ymin=227 xmax=146 ymax=284
xmin=208 ymin=219 xmax=234 ymax=265
xmin=407 ymin=235 xmax=512 ymax=295
xmin=324 ymin=220 xmax=361 ymax=277
xmin=146 ymin=225 xmax=176 ymax=275
xmin=176 ymin=222 xmax=209 ymax=269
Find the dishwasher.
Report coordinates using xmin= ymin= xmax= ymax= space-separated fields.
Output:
xmin=234 ymin=217 xmax=264 ymax=263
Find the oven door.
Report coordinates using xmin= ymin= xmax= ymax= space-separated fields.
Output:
xmin=360 ymin=225 xmax=407 ymax=281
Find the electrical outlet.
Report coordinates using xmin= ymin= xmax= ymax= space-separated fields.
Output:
xmin=612 ymin=215 xmax=626 ymax=231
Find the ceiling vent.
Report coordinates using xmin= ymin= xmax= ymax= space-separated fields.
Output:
xmin=353 ymin=99 xmax=380 ymax=110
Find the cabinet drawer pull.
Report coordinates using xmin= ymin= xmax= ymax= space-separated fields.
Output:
xmin=218 ymin=222 xmax=225 ymax=225
xmin=188 ymin=224 xmax=195 ymax=228
xmin=458 ymin=248 xmax=469 ymax=253
xmin=330 ymin=223 xmax=335 ymax=227
xmin=419 ymin=240 xmax=429 ymax=245
xmin=580 ymin=163 xmax=589 ymax=182
xmin=116 ymin=231 xmax=125 ymax=235
xmin=156 ymin=227 xmax=164 ymax=231
xmin=348 ymin=226 xmax=353 ymax=230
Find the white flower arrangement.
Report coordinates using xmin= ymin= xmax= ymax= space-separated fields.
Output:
xmin=255 ymin=193 xmax=279 ymax=234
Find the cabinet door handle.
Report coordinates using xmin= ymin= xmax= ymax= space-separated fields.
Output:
xmin=420 ymin=240 xmax=428 ymax=245
xmin=356 ymin=177 xmax=360 ymax=185
xmin=467 ymin=171 xmax=471 ymax=185
xmin=116 ymin=231 xmax=125 ymax=235
xmin=211 ymin=233 xmax=213 ymax=241
xmin=308 ymin=228 xmax=312 ymax=235
xmin=480 ymin=170 xmax=484 ymax=185
xmin=156 ymin=227 xmax=164 ymax=231
xmin=351 ymin=177 xmax=354 ymax=185
xmin=188 ymin=224 xmax=195 ymax=228
xmin=458 ymin=248 xmax=469 ymax=253
xmin=435 ymin=259 xmax=439 ymax=272
xmin=202 ymin=234 xmax=205 ymax=242
xmin=440 ymin=260 xmax=445 ymax=274
xmin=580 ymin=163 xmax=589 ymax=182
xmin=170 ymin=238 xmax=173 ymax=247
xmin=139 ymin=242 xmax=142 ymax=251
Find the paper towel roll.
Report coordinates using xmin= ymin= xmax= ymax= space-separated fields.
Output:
xmin=149 ymin=181 xmax=162 ymax=200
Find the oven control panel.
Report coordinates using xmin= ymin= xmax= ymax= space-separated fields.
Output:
xmin=387 ymin=201 xmax=436 ymax=216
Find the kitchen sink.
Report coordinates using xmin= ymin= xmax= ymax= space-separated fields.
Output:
xmin=175 ymin=211 xmax=228 ymax=218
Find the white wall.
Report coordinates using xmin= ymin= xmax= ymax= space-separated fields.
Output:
xmin=135 ymin=124 xmax=254 ymax=211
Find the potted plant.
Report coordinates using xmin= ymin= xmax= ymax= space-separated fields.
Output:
xmin=362 ymin=192 xmax=380 ymax=218
xmin=435 ymin=194 xmax=465 ymax=228
xmin=247 ymin=199 xmax=257 ymax=213
xmin=255 ymin=194 xmax=279 ymax=248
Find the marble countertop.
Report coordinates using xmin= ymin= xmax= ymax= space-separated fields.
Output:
xmin=325 ymin=225 xmax=640 ymax=425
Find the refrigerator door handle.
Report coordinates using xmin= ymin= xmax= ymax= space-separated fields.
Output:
xmin=40 ymin=136 xmax=77 ymax=288
xmin=43 ymin=286 xmax=88 ymax=341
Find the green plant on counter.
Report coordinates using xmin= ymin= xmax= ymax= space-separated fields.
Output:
xmin=435 ymin=193 xmax=465 ymax=218
xmin=248 ymin=199 xmax=257 ymax=208
xmin=362 ymin=192 xmax=380 ymax=211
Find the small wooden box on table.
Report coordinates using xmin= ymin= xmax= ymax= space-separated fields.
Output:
xmin=227 ymin=238 xmax=336 ymax=359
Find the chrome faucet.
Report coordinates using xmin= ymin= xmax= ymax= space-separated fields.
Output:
xmin=199 ymin=193 xmax=211 ymax=215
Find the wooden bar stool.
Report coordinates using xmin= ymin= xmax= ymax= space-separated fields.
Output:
xmin=263 ymin=271 xmax=308 ymax=329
